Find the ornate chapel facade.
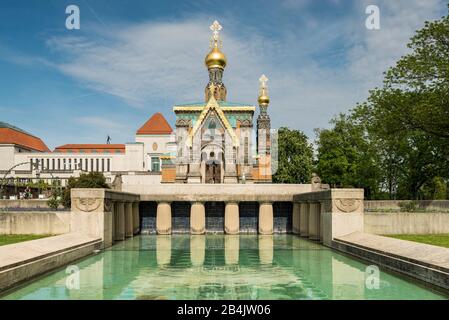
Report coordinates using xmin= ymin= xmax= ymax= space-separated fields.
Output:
xmin=161 ymin=21 xmax=272 ymax=184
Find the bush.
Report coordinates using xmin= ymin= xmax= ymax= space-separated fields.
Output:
xmin=47 ymin=197 xmax=60 ymax=210
xmin=399 ymin=201 xmax=418 ymax=212
xmin=62 ymin=172 xmax=110 ymax=209
xmin=47 ymin=188 xmax=62 ymax=210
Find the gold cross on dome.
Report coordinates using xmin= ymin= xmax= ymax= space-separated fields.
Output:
xmin=210 ymin=20 xmax=222 ymax=41
xmin=259 ymin=74 xmax=268 ymax=88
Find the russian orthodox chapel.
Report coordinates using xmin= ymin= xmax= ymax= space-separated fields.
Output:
xmin=163 ymin=21 xmax=272 ymax=184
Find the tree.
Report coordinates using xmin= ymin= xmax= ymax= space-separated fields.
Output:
xmin=315 ymin=114 xmax=380 ymax=199
xmin=62 ymin=172 xmax=110 ymax=208
xmin=272 ymin=127 xmax=314 ymax=184
xmin=382 ymin=9 xmax=449 ymax=139
xmin=420 ymin=176 xmax=448 ymax=200
xmin=359 ymin=8 xmax=449 ymax=199
xmin=316 ymin=7 xmax=449 ymax=200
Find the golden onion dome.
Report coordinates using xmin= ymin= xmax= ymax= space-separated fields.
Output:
xmin=205 ymin=46 xmax=227 ymax=70
xmin=258 ymin=93 xmax=270 ymax=106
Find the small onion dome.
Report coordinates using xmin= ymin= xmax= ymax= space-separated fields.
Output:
xmin=205 ymin=46 xmax=227 ymax=70
xmin=258 ymin=91 xmax=270 ymax=106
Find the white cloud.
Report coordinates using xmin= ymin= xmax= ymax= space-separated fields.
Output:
xmin=75 ymin=116 xmax=125 ymax=129
xmin=44 ymin=0 xmax=445 ymax=139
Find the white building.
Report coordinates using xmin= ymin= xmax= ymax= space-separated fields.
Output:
xmin=0 ymin=113 xmax=174 ymax=193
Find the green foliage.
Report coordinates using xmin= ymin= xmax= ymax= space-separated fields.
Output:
xmin=315 ymin=7 xmax=449 ymax=200
xmin=47 ymin=188 xmax=62 ymax=210
xmin=420 ymin=177 xmax=448 ymax=200
xmin=62 ymin=172 xmax=110 ymax=208
xmin=0 ymin=234 xmax=52 ymax=246
xmin=386 ymin=234 xmax=449 ymax=249
xmin=398 ymin=201 xmax=418 ymax=212
xmin=315 ymin=114 xmax=380 ymax=198
xmin=272 ymin=127 xmax=314 ymax=184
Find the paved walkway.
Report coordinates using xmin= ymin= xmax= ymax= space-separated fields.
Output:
xmin=336 ymin=232 xmax=449 ymax=272
xmin=0 ymin=233 xmax=102 ymax=292
xmin=334 ymin=232 xmax=449 ymax=291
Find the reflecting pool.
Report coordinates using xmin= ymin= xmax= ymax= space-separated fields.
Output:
xmin=1 ymin=235 xmax=447 ymax=300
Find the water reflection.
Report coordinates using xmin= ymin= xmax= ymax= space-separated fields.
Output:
xmin=191 ymin=235 xmax=205 ymax=266
xmin=258 ymin=235 xmax=273 ymax=265
xmin=224 ymin=235 xmax=239 ymax=265
xmin=1 ymin=235 xmax=446 ymax=300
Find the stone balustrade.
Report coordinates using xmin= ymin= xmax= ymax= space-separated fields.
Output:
xmin=293 ymin=189 xmax=364 ymax=247
xmin=71 ymin=188 xmax=140 ymax=248
xmin=70 ymin=187 xmax=364 ymax=248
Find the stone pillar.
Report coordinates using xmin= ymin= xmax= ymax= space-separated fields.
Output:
xmin=224 ymin=202 xmax=239 ymax=234
xmin=132 ymin=202 xmax=139 ymax=235
xmin=111 ymin=202 xmax=116 ymax=242
xmin=156 ymin=202 xmax=172 ymax=235
xmin=190 ymin=202 xmax=205 ymax=234
xmin=321 ymin=190 xmax=364 ymax=247
xmin=308 ymin=202 xmax=320 ymax=241
xmin=292 ymin=202 xmax=300 ymax=235
xmin=125 ymin=202 xmax=133 ymax=238
xmin=258 ymin=202 xmax=273 ymax=235
xmin=320 ymin=201 xmax=325 ymax=243
xmin=115 ymin=201 xmax=125 ymax=241
xmin=299 ymin=202 xmax=309 ymax=237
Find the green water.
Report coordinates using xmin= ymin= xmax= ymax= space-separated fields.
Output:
xmin=1 ymin=235 xmax=447 ymax=300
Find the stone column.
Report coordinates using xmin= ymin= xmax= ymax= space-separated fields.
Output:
xmin=320 ymin=201 xmax=325 ymax=243
xmin=111 ymin=202 xmax=116 ymax=242
xmin=292 ymin=202 xmax=300 ymax=235
xmin=190 ymin=202 xmax=206 ymax=234
xmin=299 ymin=202 xmax=309 ymax=237
xmin=156 ymin=202 xmax=172 ymax=235
xmin=132 ymin=202 xmax=139 ymax=235
xmin=224 ymin=202 xmax=239 ymax=234
xmin=308 ymin=202 xmax=320 ymax=241
xmin=321 ymin=189 xmax=364 ymax=247
xmin=115 ymin=201 xmax=125 ymax=241
xmin=125 ymin=202 xmax=133 ymax=238
xmin=258 ymin=202 xmax=273 ymax=235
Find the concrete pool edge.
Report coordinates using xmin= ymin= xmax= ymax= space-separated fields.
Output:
xmin=0 ymin=233 xmax=102 ymax=293
xmin=332 ymin=232 xmax=449 ymax=292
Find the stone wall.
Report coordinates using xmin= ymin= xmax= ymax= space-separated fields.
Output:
xmin=0 ymin=199 xmax=64 ymax=210
xmin=364 ymin=212 xmax=449 ymax=235
xmin=0 ymin=211 xmax=70 ymax=235
xmin=365 ymin=200 xmax=449 ymax=211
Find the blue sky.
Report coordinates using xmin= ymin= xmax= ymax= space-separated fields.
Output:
xmin=0 ymin=0 xmax=447 ymax=149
